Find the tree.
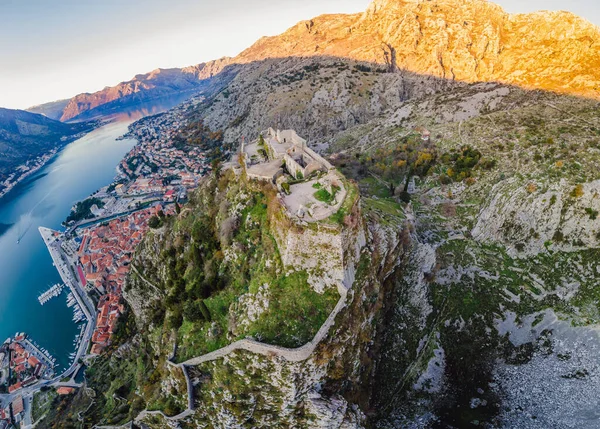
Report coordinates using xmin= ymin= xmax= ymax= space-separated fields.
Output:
xmin=183 ymin=301 xmax=203 ymax=322
xmin=199 ymin=300 xmax=212 ymax=321
xmin=148 ymin=216 xmax=161 ymax=229
xmin=167 ymin=306 xmax=183 ymax=330
xmin=211 ymin=158 xmax=222 ymax=178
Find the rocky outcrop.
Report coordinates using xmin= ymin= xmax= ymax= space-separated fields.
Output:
xmin=472 ymin=178 xmax=600 ymax=256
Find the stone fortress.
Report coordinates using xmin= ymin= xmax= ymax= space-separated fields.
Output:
xmin=241 ymin=128 xmax=347 ymax=222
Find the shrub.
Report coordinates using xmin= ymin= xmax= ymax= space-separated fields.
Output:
xmin=571 ymin=184 xmax=584 ymax=198
xmin=314 ymin=188 xmax=333 ymax=203
xmin=526 ymin=183 xmax=538 ymax=194
xmin=585 ymin=208 xmax=599 ymax=220
xmin=399 ymin=191 xmax=411 ymax=203
xmin=480 ymin=159 xmax=497 ymax=170
xmin=553 ymin=230 xmax=565 ymax=242
xmin=199 ymin=300 xmax=212 ymax=322
xmin=168 ymin=307 xmax=183 ymax=330
xmin=148 ymin=216 xmax=161 ymax=229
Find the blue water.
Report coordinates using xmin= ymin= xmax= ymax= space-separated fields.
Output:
xmin=0 ymin=120 xmax=137 ymax=371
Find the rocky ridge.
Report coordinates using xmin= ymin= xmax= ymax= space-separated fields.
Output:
xmin=29 ymin=0 xmax=600 ymax=123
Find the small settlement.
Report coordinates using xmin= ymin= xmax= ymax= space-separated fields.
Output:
xmin=63 ymin=103 xmax=210 ymax=354
xmin=0 ymin=334 xmax=55 ymax=394
xmin=116 ymin=104 xmax=208 ymax=195
xmin=0 ymin=393 xmax=22 ymax=428
xmin=76 ymin=205 xmax=175 ymax=355
xmin=0 ymin=333 xmax=56 ymax=426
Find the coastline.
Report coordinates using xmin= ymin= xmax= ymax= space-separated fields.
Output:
xmin=38 ymin=227 xmax=96 ymax=381
xmin=0 ymin=120 xmax=103 ymax=202
xmin=0 ymin=148 xmax=59 ymax=201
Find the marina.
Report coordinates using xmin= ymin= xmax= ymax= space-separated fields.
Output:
xmin=37 ymin=283 xmax=64 ymax=305
xmin=67 ymin=292 xmax=86 ymax=323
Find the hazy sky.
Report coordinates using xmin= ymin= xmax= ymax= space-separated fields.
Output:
xmin=0 ymin=0 xmax=598 ymax=110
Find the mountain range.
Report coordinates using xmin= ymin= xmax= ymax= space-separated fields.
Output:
xmin=28 ymin=0 xmax=600 ymax=123
xmin=0 ymin=108 xmax=91 ymax=178
xmin=28 ymin=59 xmax=231 ymax=122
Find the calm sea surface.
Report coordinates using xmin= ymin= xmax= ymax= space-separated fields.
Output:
xmin=0 ymin=120 xmax=136 ymax=371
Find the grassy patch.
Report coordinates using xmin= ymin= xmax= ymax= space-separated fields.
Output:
xmin=135 ymin=174 xmax=342 ymax=362
xmin=244 ymin=271 xmax=339 ymax=347
xmin=363 ymin=197 xmax=404 ymax=218
xmin=32 ymin=389 xmax=57 ymax=423
xmin=328 ymin=178 xmax=359 ymax=225
xmin=314 ymin=186 xmax=339 ymax=204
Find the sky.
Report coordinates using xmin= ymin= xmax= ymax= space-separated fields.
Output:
xmin=0 ymin=0 xmax=599 ymax=110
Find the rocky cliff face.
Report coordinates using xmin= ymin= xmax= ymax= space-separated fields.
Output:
xmin=126 ymin=173 xmax=411 ymax=429
xmin=37 ymin=2 xmax=600 ymax=428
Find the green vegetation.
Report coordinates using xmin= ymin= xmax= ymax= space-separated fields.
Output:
xmin=0 ymin=107 xmax=93 ymax=177
xmin=313 ymin=185 xmax=340 ymax=204
xmin=65 ymin=197 xmax=104 ymax=224
xmin=37 ymin=305 xmax=188 ymax=427
xmin=32 ymin=389 xmax=57 ymax=423
xmin=585 ymin=207 xmax=599 ymax=220
xmin=148 ymin=209 xmax=166 ymax=229
xmin=440 ymin=146 xmax=483 ymax=182
xmin=133 ymin=172 xmax=339 ymax=362
xmin=174 ymin=119 xmax=229 ymax=161
xmin=244 ymin=271 xmax=338 ymax=347
xmin=318 ymin=176 xmax=359 ymax=226
xmin=332 ymin=133 xmax=436 ymax=203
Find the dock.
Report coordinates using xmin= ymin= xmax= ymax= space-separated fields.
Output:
xmin=38 ymin=283 xmax=64 ymax=305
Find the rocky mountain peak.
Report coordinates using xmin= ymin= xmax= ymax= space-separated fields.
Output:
xmin=236 ymin=0 xmax=600 ymax=98
xmin=29 ymin=0 xmax=600 ymax=123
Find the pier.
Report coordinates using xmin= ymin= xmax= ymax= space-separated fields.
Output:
xmin=37 ymin=283 xmax=64 ymax=305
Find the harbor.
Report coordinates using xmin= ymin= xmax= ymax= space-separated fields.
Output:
xmin=38 ymin=226 xmax=96 ymax=382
